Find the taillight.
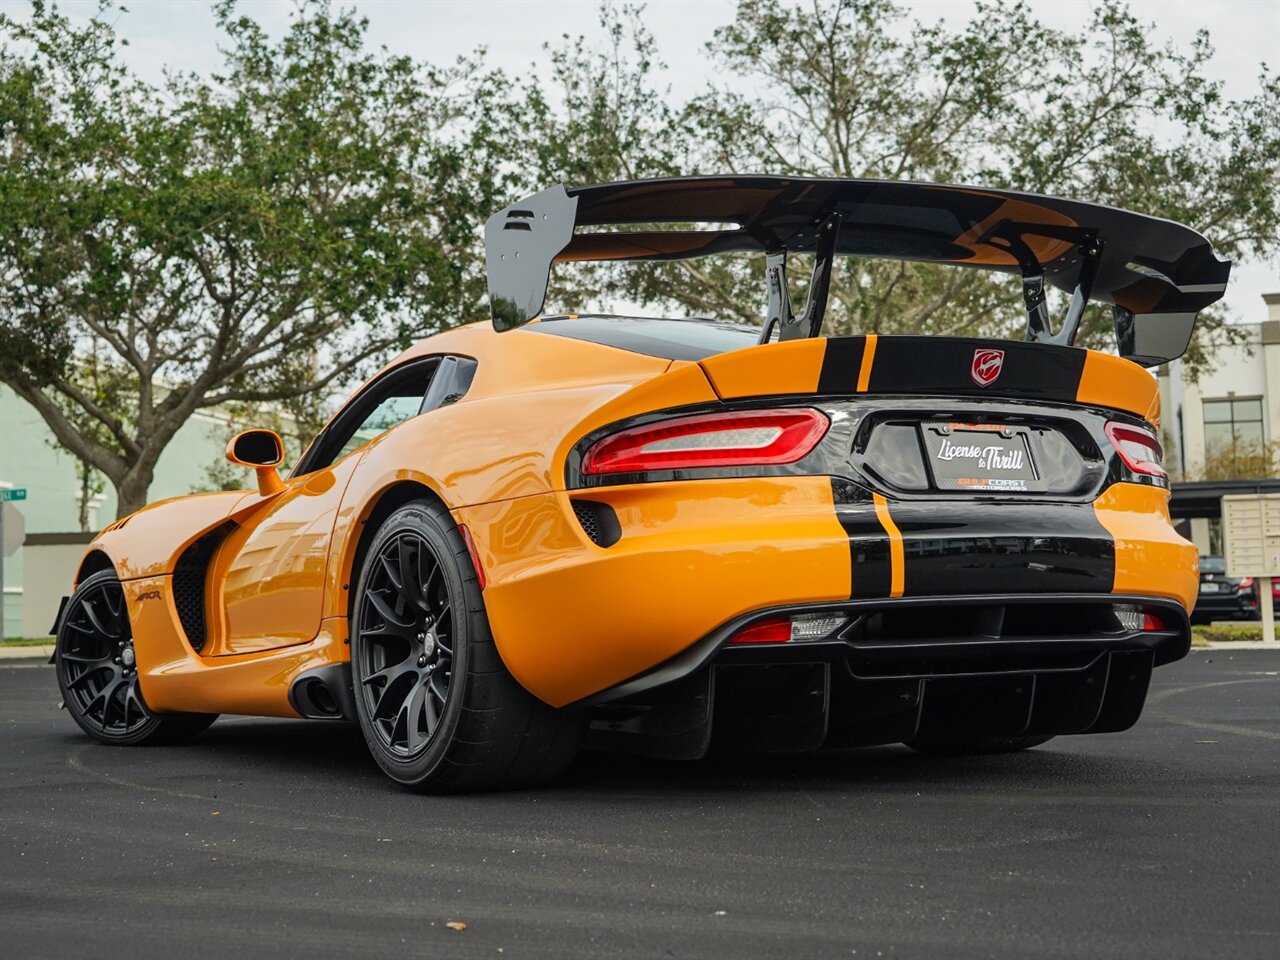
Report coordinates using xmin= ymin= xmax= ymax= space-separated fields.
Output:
xmin=582 ymin=409 xmax=829 ymax=476
xmin=729 ymin=613 xmax=848 ymax=645
xmin=1104 ymin=421 xmax=1166 ymax=480
xmin=1239 ymin=577 xmax=1254 ymax=590
xmin=1116 ymin=604 xmax=1168 ymax=632
xmin=730 ymin=618 xmax=791 ymax=644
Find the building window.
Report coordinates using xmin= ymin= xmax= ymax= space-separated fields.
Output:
xmin=1203 ymin=397 xmax=1264 ymax=454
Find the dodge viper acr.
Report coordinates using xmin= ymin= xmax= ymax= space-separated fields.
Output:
xmin=53 ymin=176 xmax=1229 ymax=791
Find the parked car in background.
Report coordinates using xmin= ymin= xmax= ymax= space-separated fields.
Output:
xmin=1193 ymin=556 xmax=1259 ymax=623
xmin=1267 ymin=577 xmax=1280 ymax=621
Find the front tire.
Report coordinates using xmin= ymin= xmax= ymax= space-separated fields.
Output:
xmin=55 ymin=570 xmax=217 ymax=745
xmin=350 ymin=500 xmax=585 ymax=792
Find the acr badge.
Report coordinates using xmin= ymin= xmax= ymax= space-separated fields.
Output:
xmin=971 ymin=348 xmax=1005 ymax=387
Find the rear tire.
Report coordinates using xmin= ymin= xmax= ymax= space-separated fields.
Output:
xmin=55 ymin=570 xmax=217 ymax=746
xmin=906 ymin=734 xmax=1054 ymax=756
xmin=350 ymin=499 xmax=586 ymax=792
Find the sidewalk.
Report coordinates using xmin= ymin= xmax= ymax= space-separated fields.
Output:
xmin=1197 ymin=641 xmax=1280 ymax=651
xmin=0 ymin=645 xmax=53 ymax=660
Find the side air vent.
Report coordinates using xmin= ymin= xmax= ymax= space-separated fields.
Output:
xmin=571 ymin=499 xmax=621 ymax=548
xmin=172 ymin=525 xmax=232 ymax=653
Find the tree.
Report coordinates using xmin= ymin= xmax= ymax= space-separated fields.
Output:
xmin=0 ymin=0 xmax=500 ymax=517
xmin=1193 ymin=438 xmax=1280 ymax=482
xmin=4 ymin=0 xmax=1277 ymax=525
xmin=515 ymin=1 xmax=1280 ymax=371
xmin=42 ymin=345 xmax=124 ymax=528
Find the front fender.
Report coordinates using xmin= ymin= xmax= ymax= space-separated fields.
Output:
xmin=83 ymin=490 xmax=255 ymax=583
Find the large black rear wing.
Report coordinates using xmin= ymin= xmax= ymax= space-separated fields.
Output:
xmin=484 ymin=176 xmax=1230 ymax=365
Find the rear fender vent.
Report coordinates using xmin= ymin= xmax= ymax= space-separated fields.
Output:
xmin=571 ymin=499 xmax=621 ymax=548
xmin=172 ymin=523 xmax=234 ymax=653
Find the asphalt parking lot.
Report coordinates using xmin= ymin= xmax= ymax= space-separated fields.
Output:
xmin=2 ymin=650 xmax=1277 ymax=960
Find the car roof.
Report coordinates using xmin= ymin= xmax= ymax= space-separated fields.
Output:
xmin=389 ymin=315 xmax=759 ymax=368
xmin=523 ymin=315 xmax=759 ymax=361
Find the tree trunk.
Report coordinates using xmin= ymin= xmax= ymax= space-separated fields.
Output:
xmin=113 ymin=466 xmax=155 ymax=520
xmin=78 ymin=464 xmax=91 ymax=532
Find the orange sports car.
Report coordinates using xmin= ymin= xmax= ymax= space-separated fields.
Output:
xmin=54 ymin=177 xmax=1229 ymax=791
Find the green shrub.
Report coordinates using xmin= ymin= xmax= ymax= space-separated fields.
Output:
xmin=1192 ymin=623 xmax=1268 ymax=644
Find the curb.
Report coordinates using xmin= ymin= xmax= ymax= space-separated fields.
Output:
xmin=1194 ymin=642 xmax=1280 ymax=651
xmin=0 ymin=645 xmax=54 ymax=660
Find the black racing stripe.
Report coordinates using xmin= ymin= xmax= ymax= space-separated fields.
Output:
xmin=832 ymin=493 xmax=893 ymax=598
xmin=850 ymin=539 xmax=893 ymax=598
xmin=887 ymin=501 xmax=1115 ymax=596
xmin=817 ymin=337 xmax=867 ymax=395
xmin=865 ymin=336 xmax=1087 ymax=402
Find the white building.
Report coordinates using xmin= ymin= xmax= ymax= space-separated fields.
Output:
xmin=1159 ymin=293 xmax=1280 ymax=554
xmin=0 ymin=385 xmax=297 ymax=638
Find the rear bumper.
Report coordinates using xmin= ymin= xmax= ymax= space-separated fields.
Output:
xmin=586 ymin=594 xmax=1188 ymax=756
xmin=587 ymin=592 xmax=1190 ymax=704
xmin=456 ymin=478 xmax=1196 ymax=707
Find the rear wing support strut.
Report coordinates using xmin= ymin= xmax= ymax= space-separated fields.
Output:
xmin=761 ymin=250 xmax=792 ymax=344
xmin=761 ymin=212 xmax=845 ymax=344
xmin=981 ymin=220 xmax=1103 ymax=348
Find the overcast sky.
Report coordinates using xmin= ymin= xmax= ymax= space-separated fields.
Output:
xmin=19 ymin=0 xmax=1280 ymax=323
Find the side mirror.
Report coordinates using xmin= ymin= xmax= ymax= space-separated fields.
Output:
xmin=226 ymin=429 xmax=285 ymax=497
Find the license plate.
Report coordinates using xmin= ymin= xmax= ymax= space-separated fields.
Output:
xmin=1200 ymin=582 xmax=1221 ymax=593
xmin=921 ymin=422 xmax=1042 ymax=493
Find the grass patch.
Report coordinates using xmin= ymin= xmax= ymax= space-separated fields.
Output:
xmin=1192 ymin=623 xmax=1273 ymax=645
xmin=1 ymin=637 xmax=53 ymax=647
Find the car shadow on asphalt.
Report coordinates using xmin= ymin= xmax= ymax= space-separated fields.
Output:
xmin=561 ymin=744 xmax=1136 ymax=795
xmin=166 ymin=716 xmax=1137 ymax=796
xmin=185 ymin=716 xmax=375 ymax=774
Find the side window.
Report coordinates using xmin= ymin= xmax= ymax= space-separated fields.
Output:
xmin=298 ymin=359 xmax=438 ymax=474
xmin=333 ymin=393 xmax=425 ymax=462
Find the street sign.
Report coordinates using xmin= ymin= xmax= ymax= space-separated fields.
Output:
xmin=1 ymin=503 xmax=23 ymax=557
xmin=0 ymin=488 xmax=26 ymax=502
xmin=0 ymin=501 xmax=23 ymax=634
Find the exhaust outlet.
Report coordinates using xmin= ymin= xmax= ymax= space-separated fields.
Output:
xmin=288 ymin=665 xmax=356 ymax=720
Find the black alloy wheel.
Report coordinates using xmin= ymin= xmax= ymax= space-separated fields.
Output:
xmin=55 ymin=569 xmax=216 ymax=745
xmin=355 ymin=530 xmax=455 ymax=757
xmin=350 ymin=500 xmax=586 ymax=792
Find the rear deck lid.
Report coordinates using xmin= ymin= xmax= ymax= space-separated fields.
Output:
xmin=698 ymin=335 xmax=1159 ymax=424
